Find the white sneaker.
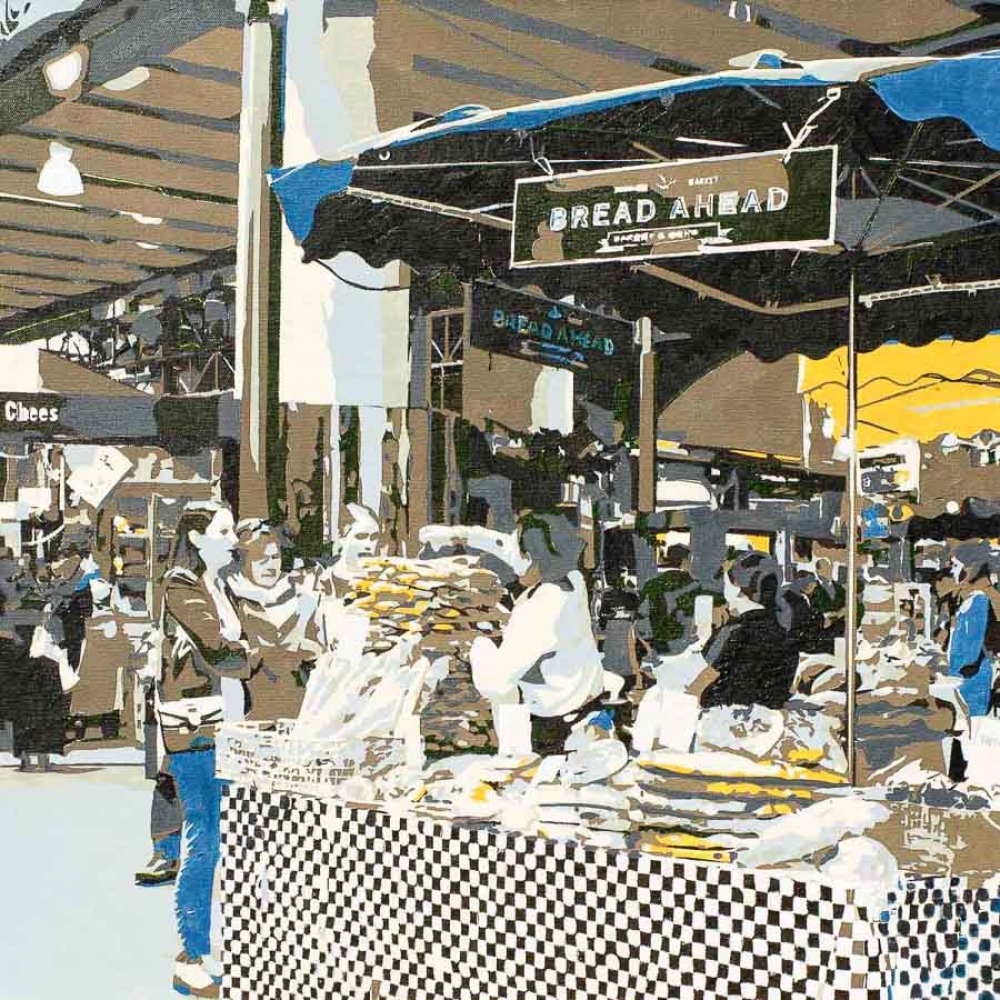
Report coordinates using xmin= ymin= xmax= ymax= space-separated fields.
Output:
xmin=172 ymin=954 xmax=220 ymax=998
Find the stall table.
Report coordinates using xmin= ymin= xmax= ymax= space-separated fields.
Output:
xmin=219 ymin=781 xmax=1000 ymax=1000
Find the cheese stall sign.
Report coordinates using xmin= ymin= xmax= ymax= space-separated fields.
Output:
xmin=511 ymin=146 xmax=837 ymax=268
xmin=0 ymin=395 xmax=64 ymax=428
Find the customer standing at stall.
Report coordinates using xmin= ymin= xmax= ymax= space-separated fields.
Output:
xmin=47 ymin=530 xmax=100 ymax=673
xmin=698 ymin=552 xmax=801 ymax=710
xmin=1 ymin=541 xmax=89 ymax=770
xmin=229 ymin=520 xmax=323 ymax=722
xmin=158 ymin=505 xmax=247 ymax=999
xmin=940 ymin=543 xmax=1000 ymax=721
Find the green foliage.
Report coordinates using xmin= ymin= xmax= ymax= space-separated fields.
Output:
xmin=612 ymin=378 xmax=636 ymax=446
xmin=517 ymin=511 xmax=558 ymax=555
xmin=425 ymin=270 xmax=465 ymax=308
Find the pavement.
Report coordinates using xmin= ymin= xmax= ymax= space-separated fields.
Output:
xmin=2 ymin=753 xmax=200 ymax=1000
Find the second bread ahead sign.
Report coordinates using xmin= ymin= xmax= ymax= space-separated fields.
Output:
xmin=511 ymin=145 xmax=837 ymax=268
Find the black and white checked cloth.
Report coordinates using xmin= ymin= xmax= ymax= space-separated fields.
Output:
xmin=222 ymin=784 xmax=921 ymax=1000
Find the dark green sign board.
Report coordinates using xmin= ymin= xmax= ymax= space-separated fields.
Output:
xmin=471 ymin=280 xmax=635 ymax=373
xmin=0 ymin=394 xmax=65 ymax=431
xmin=511 ymin=146 xmax=837 ymax=268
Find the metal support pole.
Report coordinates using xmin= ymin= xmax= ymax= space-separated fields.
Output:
xmin=638 ymin=316 xmax=656 ymax=514
xmin=235 ymin=5 xmax=275 ymax=519
xmin=846 ymin=266 xmax=859 ymax=785
xmin=406 ymin=307 xmax=432 ymax=554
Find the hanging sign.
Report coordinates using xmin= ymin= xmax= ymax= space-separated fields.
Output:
xmin=471 ymin=281 xmax=634 ymax=372
xmin=0 ymin=394 xmax=64 ymax=429
xmin=511 ymin=146 xmax=837 ymax=268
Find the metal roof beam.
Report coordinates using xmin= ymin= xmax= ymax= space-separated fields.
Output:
xmin=21 ymin=101 xmax=239 ymax=166
xmin=0 ymin=227 xmax=204 ymax=269
xmin=0 ymin=135 xmax=237 ymax=202
xmin=0 ymin=274 xmax=102 ymax=297
xmin=0 ymin=160 xmax=236 ymax=230
xmin=0 ymin=251 xmax=151 ymax=286
xmin=0 ymin=200 xmax=236 ymax=252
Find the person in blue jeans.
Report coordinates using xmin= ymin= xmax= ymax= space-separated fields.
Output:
xmin=158 ymin=507 xmax=247 ymax=998
xmin=939 ymin=544 xmax=1000 ymax=780
xmin=170 ymin=746 xmax=225 ymax=995
xmin=135 ymin=768 xmax=183 ymax=886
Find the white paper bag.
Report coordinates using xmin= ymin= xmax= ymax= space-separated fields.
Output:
xmin=496 ymin=703 xmax=532 ymax=758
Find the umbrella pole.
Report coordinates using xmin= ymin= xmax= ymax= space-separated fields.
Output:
xmin=846 ymin=265 xmax=859 ymax=785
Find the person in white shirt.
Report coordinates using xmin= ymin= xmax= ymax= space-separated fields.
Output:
xmin=470 ymin=513 xmax=614 ymax=754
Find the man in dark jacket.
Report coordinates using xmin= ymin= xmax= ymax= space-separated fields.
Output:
xmin=699 ymin=553 xmax=800 ymax=710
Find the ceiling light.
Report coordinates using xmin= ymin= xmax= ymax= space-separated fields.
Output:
xmin=102 ymin=67 xmax=151 ymax=92
xmin=37 ymin=142 xmax=84 ymax=198
xmin=42 ymin=45 xmax=89 ymax=98
xmin=125 ymin=212 xmax=163 ymax=225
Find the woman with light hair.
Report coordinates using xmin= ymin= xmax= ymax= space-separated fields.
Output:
xmin=229 ymin=519 xmax=323 ymax=723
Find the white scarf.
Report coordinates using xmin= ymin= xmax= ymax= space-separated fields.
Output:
xmin=203 ymin=571 xmax=242 ymax=643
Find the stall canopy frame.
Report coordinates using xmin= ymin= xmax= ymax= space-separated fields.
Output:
xmin=267 ymin=49 xmax=1000 ymax=786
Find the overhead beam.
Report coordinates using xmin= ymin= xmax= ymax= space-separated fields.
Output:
xmin=0 ymin=160 xmax=236 ymax=228
xmin=0 ymin=200 xmax=236 ymax=253
xmin=0 ymin=288 xmax=56 ymax=310
xmin=22 ymin=101 xmax=239 ymax=166
xmin=0 ymin=228 xmax=204 ymax=269
xmin=0 ymin=251 xmax=150 ymax=286
xmin=0 ymin=274 xmax=102 ymax=297
xmin=633 ymin=264 xmax=850 ymax=316
xmin=166 ymin=26 xmax=244 ymax=75
xmin=0 ymin=134 xmax=236 ymax=202
xmin=91 ymin=67 xmax=242 ymax=122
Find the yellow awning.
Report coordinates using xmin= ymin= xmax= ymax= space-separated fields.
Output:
xmin=799 ymin=334 xmax=1000 ymax=449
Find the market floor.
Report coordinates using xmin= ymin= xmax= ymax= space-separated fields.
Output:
xmin=1 ymin=755 xmax=186 ymax=1000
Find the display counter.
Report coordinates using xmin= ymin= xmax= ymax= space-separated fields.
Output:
xmin=219 ymin=780 xmax=999 ymax=1000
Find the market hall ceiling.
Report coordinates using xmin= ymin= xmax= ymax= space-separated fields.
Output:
xmin=0 ymin=0 xmax=993 ymax=332
xmin=368 ymin=0 xmax=995 ymax=131
xmin=0 ymin=0 xmax=242 ymax=332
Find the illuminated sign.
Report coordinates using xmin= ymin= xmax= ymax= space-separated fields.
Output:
xmin=471 ymin=281 xmax=634 ymax=372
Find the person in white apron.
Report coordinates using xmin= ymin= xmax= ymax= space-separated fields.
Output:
xmin=470 ymin=513 xmax=615 ymax=755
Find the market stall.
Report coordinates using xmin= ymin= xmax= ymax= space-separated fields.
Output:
xmin=215 ymin=539 xmax=999 ymax=998
xmin=218 ymin=47 xmax=1000 ymax=1000
xmin=220 ymin=787 xmax=999 ymax=1000
xmin=0 ymin=345 xmax=232 ymax=750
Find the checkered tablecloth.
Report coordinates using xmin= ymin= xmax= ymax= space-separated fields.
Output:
xmin=220 ymin=784 xmax=998 ymax=999
xmin=880 ymin=878 xmax=1000 ymax=998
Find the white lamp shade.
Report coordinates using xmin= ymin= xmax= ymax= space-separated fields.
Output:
xmin=43 ymin=50 xmax=85 ymax=94
xmin=38 ymin=142 xmax=84 ymax=197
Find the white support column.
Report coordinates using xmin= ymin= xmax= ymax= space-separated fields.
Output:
xmin=638 ymin=316 xmax=656 ymax=514
xmin=277 ymin=0 xmax=409 ymax=539
xmin=359 ymin=405 xmax=386 ymax=516
xmin=234 ymin=3 xmax=275 ymax=519
xmin=846 ymin=267 xmax=859 ymax=785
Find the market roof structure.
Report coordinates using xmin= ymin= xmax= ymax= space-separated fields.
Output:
xmin=0 ymin=0 xmax=242 ymax=334
xmin=270 ymin=51 xmax=1000 ymax=361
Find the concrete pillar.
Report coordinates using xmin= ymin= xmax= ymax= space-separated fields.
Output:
xmin=234 ymin=3 xmax=276 ymax=519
